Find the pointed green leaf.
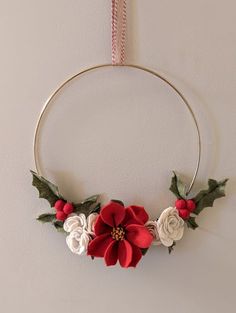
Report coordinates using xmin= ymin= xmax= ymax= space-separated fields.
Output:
xmin=141 ymin=248 xmax=149 ymax=256
xmin=88 ymin=203 xmax=101 ymax=215
xmin=186 ymin=216 xmax=198 ymax=230
xmin=169 ymin=172 xmax=187 ymax=199
xmin=194 ymin=178 xmax=228 ymax=215
xmin=168 ymin=241 xmax=176 ymax=254
xmin=82 ymin=194 xmax=100 ymax=205
xmin=74 ymin=195 xmax=100 ymax=217
xmin=31 ymin=170 xmax=61 ymax=207
xmin=53 ymin=220 xmax=65 ymax=232
xmin=37 ymin=213 xmax=56 ymax=223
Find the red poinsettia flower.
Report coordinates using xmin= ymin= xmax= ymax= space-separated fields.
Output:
xmin=87 ymin=201 xmax=153 ymax=268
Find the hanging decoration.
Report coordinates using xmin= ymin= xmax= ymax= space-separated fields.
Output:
xmin=31 ymin=0 xmax=228 ymax=268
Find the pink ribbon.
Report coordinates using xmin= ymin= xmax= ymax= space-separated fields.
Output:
xmin=111 ymin=0 xmax=126 ymax=65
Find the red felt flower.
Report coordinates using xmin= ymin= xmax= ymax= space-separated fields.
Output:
xmin=87 ymin=201 xmax=153 ymax=268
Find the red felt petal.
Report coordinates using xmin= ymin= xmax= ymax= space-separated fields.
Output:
xmin=87 ymin=234 xmax=113 ymax=257
xmin=100 ymin=201 xmax=126 ymax=227
xmin=122 ymin=207 xmax=143 ymax=226
xmin=122 ymin=206 xmax=149 ymax=226
xmin=118 ymin=240 xmax=133 ymax=268
xmin=104 ymin=240 xmax=118 ymax=266
xmin=126 ymin=224 xmax=153 ymax=248
xmin=94 ymin=215 xmax=112 ymax=236
xmin=129 ymin=245 xmax=143 ymax=268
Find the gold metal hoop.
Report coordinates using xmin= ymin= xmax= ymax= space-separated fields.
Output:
xmin=33 ymin=64 xmax=201 ymax=194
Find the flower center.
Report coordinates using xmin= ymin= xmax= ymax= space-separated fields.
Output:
xmin=111 ymin=227 xmax=125 ymax=241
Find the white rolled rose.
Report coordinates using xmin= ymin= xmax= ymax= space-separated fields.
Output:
xmin=63 ymin=213 xmax=87 ymax=233
xmin=157 ymin=207 xmax=185 ymax=247
xmin=66 ymin=228 xmax=91 ymax=255
xmin=145 ymin=220 xmax=161 ymax=246
xmin=87 ymin=213 xmax=98 ymax=235
xmin=64 ymin=213 xmax=99 ymax=255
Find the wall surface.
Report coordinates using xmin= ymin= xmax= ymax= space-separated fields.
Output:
xmin=0 ymin=1 xmax=235 ymax=313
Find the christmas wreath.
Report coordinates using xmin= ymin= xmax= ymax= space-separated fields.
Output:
xmin=31 ymin=170 xmax=228 ymax=268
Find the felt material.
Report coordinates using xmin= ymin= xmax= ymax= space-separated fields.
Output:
xmin=123 ymin=205 xmax=149 ymax=226
xmin=94 ymin=215 xmax=112 ymax=235
xmin=118 ymin=240 xmax=133 ymax=268
xmin=186 ymin=199 xmax=196 ymax=212
xmin=104 ymin=241 xmax=119 ymax=266
xmin=126 ymin=224 xmax=153 ymax=248
xmin=129 ymin=244 xmax=143 ymax=267
xmin=87 ymin=202 xmax=152 ymax=267
xmin=128 ymin=206 xmax=149 ymax=224
xmin=177 ymin=209 xmax=190 ymax=220
xmin=54 ymin=199 xmax=65 ymax=211
xmin=87 ymin=233 xmax=113 ymax=257
xmin=175 ymin=199 xmax=187 ymax=210
xmin=100 ymin=201 xmax=125 ymax=227
xmin=63 ymin=202 xmax=74 ymax=215
xmin=56 ymin=211 xmax=67 ymax=221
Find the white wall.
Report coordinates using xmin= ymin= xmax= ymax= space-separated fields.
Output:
xmin=0 ymin=1 xmax=235 ymax=312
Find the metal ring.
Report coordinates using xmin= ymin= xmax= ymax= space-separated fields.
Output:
xmin=33 ymin=63 xmax=201 ymax=194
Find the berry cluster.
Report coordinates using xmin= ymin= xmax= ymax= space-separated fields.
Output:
xmin=175 ymin=199 xmax=196 ymax=219
xmin=54 ymin=199 xmax=74 ymax=221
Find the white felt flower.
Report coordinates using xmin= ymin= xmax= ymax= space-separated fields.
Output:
xmin=66 ymin=228 xmax=91 ymax=255
xmin=64 ymin=213 xmax=98 ymax=255
xmin=63 ymin=214 xmax=87 ymax=233
xmin=157 ymin=207 xmax=185 ymax=247
xmin=145 ymin=220 xmax=161 ymax=246
xmin=87 ymin=213 xmax=98 ymax=234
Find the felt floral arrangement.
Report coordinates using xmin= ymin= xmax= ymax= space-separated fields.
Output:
xmin=31 ymin=171 xmax=228 ymax=268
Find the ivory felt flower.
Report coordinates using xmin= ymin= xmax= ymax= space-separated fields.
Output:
xmin=66 ymin=228 xmax=91 ymax=255
xmin=145 ymin=220 xmax=161 ymax=245
xmin=157 ymin=207 xmax=184 ymax=247
xmin=63 ymin=214 xmax=87 ymax=233
xmin=64 ymin=213 xmax=98 ymax=255
xmin=87 ymin=201 xmax=153 ymax=267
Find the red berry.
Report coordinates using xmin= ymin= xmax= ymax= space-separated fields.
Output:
xmin=63 ymin=203 xmax=74 ymax=215
xmin=186 ymin=199 xmax=196 ymax=212
xmin=175 ymin=199 xmax=187 ymax=210
xmin=178 ymin=209 xmax=190 ymax=220
xmin=54 ymin=199 xmax=65 ymax=211
xmin=56 ymin=211 xmax=67 ymax=221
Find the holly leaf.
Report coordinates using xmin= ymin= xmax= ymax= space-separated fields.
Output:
xmin=88 ymin=203 xmax=101 ymax=215
xmin=169 ymin=172 xmax=187 ymax=199
xmin=168 ymin=242 xmax=176 ymax=254
xmin=81 ymin=194 xmax=99 ymax=205
xmin=186 ymin=216 xmax=198 ymax=230
xmin=31 ymin=170 xmax=61 ymax=207
xmin=37 ymin=213 xmax=56 ymax=223
xmin=53 ymin=220 xmax=65 ymax=232
xmin=194 ymin=179 xmax=228 ymax=215
xmin=74 ymin=194 xmax=100 ymax=217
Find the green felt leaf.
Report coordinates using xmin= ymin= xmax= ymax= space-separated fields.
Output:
xmin=141 ymin=248 xmax=149 ymax=256
xmin=53 ymin=220 xmax=65 ymax=232
xmin=31 ymin=171 xmax=61 ymax=207
xmin=194 ymin=178 xmax=228 ymax=215
xmin=81 ymin=194 xmax=100 ymax=205
xmin=169 ymin=172 xmax=187 ymax=199
xmin=186 ymin=216 xmax=198 ymax=230
xmin=111 ymin=199 xmax=124 ymax=206
xmin=168 ymin=242 xmax=176 ymax=254
xmin=88 ymin=203 xmax=101 ymax=215
xmin=37 ymin=213 xmax=56 ymax=223
xmin=74 ymin=195 xmax=100 ymax=217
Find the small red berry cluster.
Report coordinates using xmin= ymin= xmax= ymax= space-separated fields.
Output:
xmin=54 ymin=199 xmax=74 ymax=221
xmin=175 ymin=199 xmax=196 ymax=219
